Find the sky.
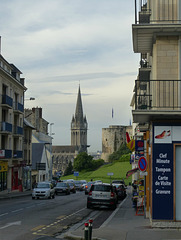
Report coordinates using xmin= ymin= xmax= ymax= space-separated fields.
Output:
xmin=0 ymin=0 xmax=139 ymax=152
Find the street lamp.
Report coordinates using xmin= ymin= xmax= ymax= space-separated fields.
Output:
xmin=25 ymin=97 xmax=35 ymax=101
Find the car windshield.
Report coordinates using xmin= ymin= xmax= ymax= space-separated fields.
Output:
xmin=74 ymin=181 xmax=81 ymax=184
xmin=37 ymin=183 xmax=50 ymax=188
xmin=56 ymin=182 xmax=67 ymax=187
xmin=92 ymin=185 xmax=111 ymax=192
xmin=69 ymin=183 xmax=73 ymax=186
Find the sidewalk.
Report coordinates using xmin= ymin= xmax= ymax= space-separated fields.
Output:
xmin=60 ymin=188 xmax=181 ymax=240
xmin=0 ymin=189 xmax=32 ymax=200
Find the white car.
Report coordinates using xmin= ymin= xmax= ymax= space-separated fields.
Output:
xmin=32 ymin=182 xmax=55 ymax=199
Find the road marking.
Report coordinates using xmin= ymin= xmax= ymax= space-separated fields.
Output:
xmin=11 ymin=208 xmax=23 ymax=213
xmin=31 ymin=225 xmax=46 ymax=231
xmin=0 ymin=213 xmax=8 ymax=217
xmin=56 ymin=215 xmax=66 ymax=219
xmin=0 ymin=221 xmax=21 ymax=229
xmin=32 ymin=207 xmax=86 ymax=235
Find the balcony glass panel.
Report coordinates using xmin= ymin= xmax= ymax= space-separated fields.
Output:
xmin=2 ymin=95 xmax=13 ymax=107
xmin=1 ymin=122 xmax=13 ymax=132
xmin=13 ymin=151 xmax=23 ymax=158
xmin=14 ymin=102 xmax=24 ymax=112
xmin=14 ymin=126 xmax=23 ymax=135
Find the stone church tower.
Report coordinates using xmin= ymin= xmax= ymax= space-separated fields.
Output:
xmin=71 ymin=86 xmax=88 ymax=152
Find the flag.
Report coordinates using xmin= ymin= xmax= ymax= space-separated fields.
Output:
xmin=126 ymin=132 xmax=131 ymax=143
xmin=126 ymin=168 xmax=139 ymax=178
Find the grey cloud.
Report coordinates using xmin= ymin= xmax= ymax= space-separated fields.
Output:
xmin=32 ymin=72 xmax=136 ymax=83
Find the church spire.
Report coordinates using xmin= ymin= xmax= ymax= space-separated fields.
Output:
xmin=75 ymin=85 xmax=83 ymax=122
xmin=71 ymin=85 xmax=88 ymax=152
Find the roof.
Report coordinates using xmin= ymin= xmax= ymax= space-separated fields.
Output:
xmin=24 ymin=118 xmax=35 ymax=129
xmin=32 ymin=143 xmax=45 ymax=169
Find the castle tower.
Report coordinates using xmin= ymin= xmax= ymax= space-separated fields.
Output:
xmin=71 ymin=86 xmax=88 ymax=152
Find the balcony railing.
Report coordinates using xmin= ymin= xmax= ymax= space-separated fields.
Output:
xmin=0 ymin=149 xmax=12 ymax=159
xmin=1 ymin=122 xmax=13 ymax=133
xmin=13 ymin=102 xmax=24 ymax=113
xmin=13 ymin=150 xmax=23 ymax=158
xmin=135 ymin=0 xmax=180 ymax=24
xmin=134 ymin=80 xmax=181 ymax=111
xmin=2 ymin=95 xmax=13 ymax=108
xmin=14 ymin=125 xmax=23 ymax=135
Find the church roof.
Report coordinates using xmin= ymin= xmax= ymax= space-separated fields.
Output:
xmin=75 ymin=85 xmax=84 ymax=122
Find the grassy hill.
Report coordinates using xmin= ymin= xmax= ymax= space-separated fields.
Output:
xmin=60 ymin=161 xmax=132 ymax=185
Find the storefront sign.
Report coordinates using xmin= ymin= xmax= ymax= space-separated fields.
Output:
xmin=0 ymin=161 xmax=8 ymax=172
xmin=135 ymin=140 xmax=144 ymax=152
xmin=152 ymin=125 xmax=173 ymax=220
xmin=0 ymin=150 xmax=5 ymax=158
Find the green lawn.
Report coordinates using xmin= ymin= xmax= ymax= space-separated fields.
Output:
xmin=60 ymin=161 xmax=133 ymax=185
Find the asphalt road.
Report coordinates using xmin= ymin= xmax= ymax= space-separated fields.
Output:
xmin=0 ymin=191 xmax=91 ymax=240
xmin=0 ymin=191 xmax=117 ymax=240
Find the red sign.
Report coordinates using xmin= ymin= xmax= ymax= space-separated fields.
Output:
xmin=138 ymin=156 xmax=147 ymax=172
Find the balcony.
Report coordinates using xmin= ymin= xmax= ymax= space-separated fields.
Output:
xmin=1 ymin=95 xmax=13 ymax=108
xmin=0 ymin=149 xmax=12 ymax=159
xmin=1 ymin=122 xmax=13 ymax=133
xmin=13 ymin=102 xmax=24 ymax=113
xmin=14 ymin=125 xmax=23 ymax=136
xmin=132 ymin=80 xmax=181 ymax=123
xmin=133 ymin=0 xmax=181 ymax=53
xmin=13 ymin=150 xmax=23 ymax=159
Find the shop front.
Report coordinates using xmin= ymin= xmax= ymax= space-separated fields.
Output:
xmin=0 ymin=161 xmax=8 ymax=191
xmin=152 ymin=123 xmax=181 ymax=227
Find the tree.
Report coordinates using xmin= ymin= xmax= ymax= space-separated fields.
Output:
xmin=73 ymin=152 xmax=93 ymax=171
xmin=64 ymin=161 xmax=73 ymax=176
xmin=108 ymin=143 xmax=131 ymax=162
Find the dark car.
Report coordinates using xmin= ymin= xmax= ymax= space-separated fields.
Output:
xmin=85 ymin=181 xmax=94 ymax=195
xmin=112 ymin=183 xmax=127 ymax=200
xmin=87 ymin=183 xmax=117 ymax=210
xmin=55 ymin=182 xmax=70 ymax=195
xmin=74 ymin=180 xmax=83 ymax=191
xmin=112 ymin=180 xmax=125 ymax=186
xmin=68 ymin=182 xmax=76 ymax=193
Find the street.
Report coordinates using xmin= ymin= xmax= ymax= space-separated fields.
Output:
xmin=0 ymin=191 xmax=115 ymax=240
xmin=0 ymin=191 xmax=90 ymax=240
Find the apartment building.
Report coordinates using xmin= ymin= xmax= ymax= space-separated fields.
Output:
xmin=0 ymin=52 xmax=27 ymax=192
xmin=131 ymin=0 xmax=181 ymax=227
xmin=25 ymin=107 xmax=53 ymax=183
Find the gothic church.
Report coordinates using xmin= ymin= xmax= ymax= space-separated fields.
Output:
xmin=52 ymin=86 xmax=88 ymax=175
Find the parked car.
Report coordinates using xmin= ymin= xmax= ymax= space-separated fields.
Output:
xmin=87 ymin=183 xmax=117 ymax=210
xmin=112 ymin=183 xmax=127 ymax=200
xmin=32 ymin=182 xmax=55 ymax=199
xmin=112 ymin=180 xmax=125 ymax=186
xmin=74 ymin=180 xmax=84 ymax=191
xmin=68 ymin=182 xmax=76 ymax=193
xmin=85 ymin=181 xmax=94 ymax=195
xmin=54 ymin=182 xmax=70 ymax=195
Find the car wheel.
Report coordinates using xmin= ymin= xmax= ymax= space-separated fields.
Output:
xmin=32 ymin=197 xmax=35 ymax=200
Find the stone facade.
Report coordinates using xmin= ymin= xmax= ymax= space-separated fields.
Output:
xmin=101 ymin=125 xmax=132 ymax=162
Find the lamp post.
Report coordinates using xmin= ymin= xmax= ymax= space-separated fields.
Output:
xmin=25 ymin=97 xmax=35 ymax=101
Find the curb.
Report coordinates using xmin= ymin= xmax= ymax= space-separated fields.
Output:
xmin=63 ymin=232 xmax=106 ymax=240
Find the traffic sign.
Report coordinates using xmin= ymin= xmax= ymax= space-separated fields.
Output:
xmin=107 ymin=172 xmax=114 ymax=176
xmin=138 ymin=156 xmax=147 ymax=172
